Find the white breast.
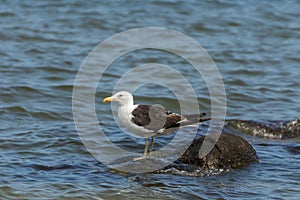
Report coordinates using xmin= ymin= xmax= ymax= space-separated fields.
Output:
xmin=117 ymin=104 xmax=155 ymax=137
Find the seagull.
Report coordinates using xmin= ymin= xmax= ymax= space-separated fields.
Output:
xmin=103 ymin=91 xmax=210 ymax=160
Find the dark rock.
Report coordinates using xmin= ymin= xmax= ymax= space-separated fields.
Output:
xmin=227 ymin=119 xmax=300 ymax=139
xmin=108 ymin=133 xmax=259 ymax=176
xmin=179 ymin=133 xmax=258 ymax=170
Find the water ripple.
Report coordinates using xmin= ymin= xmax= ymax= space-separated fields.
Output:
xmin=1 ymin=0 xmax=299 ymax=199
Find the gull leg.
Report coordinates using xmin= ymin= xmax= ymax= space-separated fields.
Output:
xmin=149 ymin=137 xmax=154 ymax=158
xmin=133 ymin=137 xmax=149 ymax=161
xmin=143 ymin=137 xmax=149 ymax=157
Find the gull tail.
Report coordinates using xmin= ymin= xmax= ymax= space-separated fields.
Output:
xmin=181 ymin=113 xmax=211 ymax=125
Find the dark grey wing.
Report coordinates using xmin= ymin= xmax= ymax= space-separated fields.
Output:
xmin=164 ymin=112 xmax=210 ymax=129
xmin=131 ymin=105 xmax=181 ymax=132
xmin=131 ymin=105 xmax=152 ymax=127
xmin=131 ymin=105 xmax=210 ymax=133
xmin=163 ymin=113 xmax=182 ymax=129
xmin=179 ymin=113 xmax=210 ymax=126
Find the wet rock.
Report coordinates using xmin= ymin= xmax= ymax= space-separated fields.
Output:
xmin=227 ymin=119 xmax=300 ymax=139
xmin=108 ymin=133 xmax=259 ymax=176
xmin=179 ymin=133 xmax=258 ymax=170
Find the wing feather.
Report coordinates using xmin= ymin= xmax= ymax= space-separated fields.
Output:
xmin=131 ymin=104 xmax=209 ymax=133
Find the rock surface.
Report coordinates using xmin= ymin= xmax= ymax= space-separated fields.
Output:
xmin=108 ymin=132 xmax=259 ymax=176
xmin=179 ymin=133 xmax=259 ymax=170
xmin=227 ymin=119 xmax=300 ymax=139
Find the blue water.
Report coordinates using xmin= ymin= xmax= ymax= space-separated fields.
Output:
xmin=0 ymin=0 xmax=299 ymax=199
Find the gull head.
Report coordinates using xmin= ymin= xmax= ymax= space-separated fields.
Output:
xmin=103 ymin=91 xmax=134 ymax=106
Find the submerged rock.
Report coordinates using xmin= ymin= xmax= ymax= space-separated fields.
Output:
xmin=179 ymin=133 xmax=258 ymax=171
xmin=227 ymin=119 xmax=300 ymax=139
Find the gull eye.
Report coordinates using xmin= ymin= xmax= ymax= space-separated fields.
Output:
xmin=118 ymin=94 xmax=123 ymax=97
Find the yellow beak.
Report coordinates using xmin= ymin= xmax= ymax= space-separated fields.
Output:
xmin=103 ymin=96 xmax=113 ymax=103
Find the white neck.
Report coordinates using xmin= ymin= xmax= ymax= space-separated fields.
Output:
xmin=118 ymin=103 xmax=137 ymax=125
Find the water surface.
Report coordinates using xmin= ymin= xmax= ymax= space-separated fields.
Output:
xmin=0 ymin=0 xmax=299 ymax=199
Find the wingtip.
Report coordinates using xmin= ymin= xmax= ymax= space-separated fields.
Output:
xmin=199 ymin=117 xmax=211 ymax=122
